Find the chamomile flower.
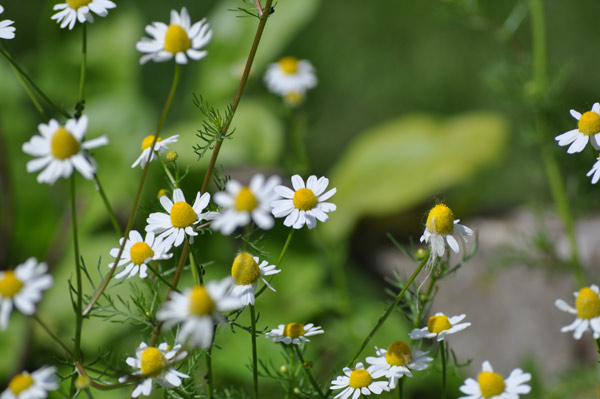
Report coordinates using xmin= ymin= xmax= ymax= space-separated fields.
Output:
xmin=330 ymin=362 xmax=390 ymax=399
xmin=22 ymin=116 xmax=108 ymax=185
xmin=409 ymin=312 xmax=471 ymax=342
xmin=1 ymin=366 xmax=58 ymax=399
xmin=555 ymin=284 xmax=600 ymax=339
xmin=136 ymin=7 xmax=212 ymax=65
xmin=0 ymin=258 xmax=53 ymax=331
xmin=131 ymin=134 xmax=179 ymax=168
xmin=459 ymin=361 xmax=531 ymax=399
xmin=366 ymin=341 xmax=433 ymax=389
xmin=0 ymin=5 xmax=15 ymax=40
xmin=156 ymin=277 xmax=244 ymax=348
xmin=555 ymin=103 xmax=600 ymax=154
xmin=108 ymin=230 xmax=172 ymax=279
xmin=121 ymin=342 xmax=188 ymax=398
xmin=211 ymin=174 xmax=281 ymax=235
xmin=420 ymin=204 xmax=473 ymax=259
xmin=264 ymin=57 xmax=317 ymax=106
xmin=146 ymin=188 xmax=211 ymax=248
xmin=272 ymin=175 xmax=336 ymax=230
xmin=51 ymin=0 xmax=116 ymax=30
xmin=587 ymin=155 xmax=600 ymax=184
xmin=230 ymin=252 xmax=280 ymax=306
xmin=265 ymin=322 xmax=324 ymax=345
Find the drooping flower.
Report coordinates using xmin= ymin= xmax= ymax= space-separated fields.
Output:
xmin=555 ymin=103 xmax=600 ymax=154
xmin=230 ymin=252 xmax=280 ymax=306
xmin=132 ymin=134 xmax=179 ymax=169
xmin=459 ymin=361 xmax=531 ymax=399
xmin=1 ymin=366 xmax=58 ymax=399
xmin=0 ymin=5 xmax=15 ymax=40
xmin=330 ymin=362 xmax=390 ymax=399
xmin=0 ymin=258 xmax=53 ymax=330
xmin=136 ymin=7 xmax=212 ymax=65
xmin=366 ymin=341 xmax=433 ymax=389
xmin=271 ymin=175 xmax=336 ymax=229
xmin=555 ymin=284 xmax=600 ymax=339
xmin=108 ymin=230 xmax=172 ymax=279
xmin=22 ymin=116 xmax=108 ymax=185
xmin=409 ymin=312 xmax=471 ymax=342
xmin=265 ymin=322 xmax=324 ymax=345
xmin=51 ymin=0 xmax=116 ymax=30
xmin=264 ymin=57 xmax=317 ymax=106
xmin=420 ymin=204 xmax=473 ymax=259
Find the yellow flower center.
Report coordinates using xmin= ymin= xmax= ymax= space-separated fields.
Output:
xmin=278 ymin=57 xmax=300 ymax=74
xmin=283 ymin=323 xmax=305 ymax=338
xmin=578 ymin=111 xmax=600 ymax=136
xmin=170 ymin=202 xmax=197 ymax=228
xmin=576 ymin=287 xmax=600 ymax=319
xmin=426 ymin=204 xmax=454 ymax=235
xmin=141 ymin=135 xmax=162 ymax=151
xmin=188 ymin=285 xmax=216 ymax=316
xmin=234 ymin=187 xmax=258 ymax=212
xmin=140 ymin=347 xmax=168 ymax=377
xmin=293 ymin=188 xmax=317 ymax=211
xmin=130 ymin=242 xmax=154 ymax=266
xmin=51 ymin=127 xmax=80 ymax=160
xmin=385 ymin=341 xmax=413 ymax=367
xmin=67 ymin=0 xmax=92 ymax=9
xmin=0 ymin=271 xmax=24 ymax=298
xmin=427 ymin=315 xmax=451 ymax=334
xmin=164 ymin=25 xmax=191 ymax=54
xmin=348 ymin=369 xmax=372 ymax=389
xmin=231 ymin=252 xmax=260 ymax=285
xmin=9 ymin=372 xmax=34 ymax=395
xmin=167 ymin=151 xmax=178 ymax=162
xmin=75 ymin=375 xmax=91 ymax=391
xmin=478 ymin=371 xmax=505 ymax=398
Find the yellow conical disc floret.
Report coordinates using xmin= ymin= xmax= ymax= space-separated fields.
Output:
xmin=188 ymin=285 xmax=216 ymax=316
xmin=8 ymin=373 xmax=34 ymax=395
xmin=235 ymin=187 xmax=258 ymax=212
xmin=293 ymin=188 xmax=317 ymax=211
xmin=478 ymin=371 xmax=505 ymax=398
xmin=578 ymin=112 xmax=600 ymax=136
xmin=349 ymin=369 xmax=372 ymax=389
xmin=278 ymin=57 xmax=299 ymax=74
xmin=130 ymin=242 xmax=154 ymax=265
xmin=140 ymin=347 xmax=168 ymax=377
xmin=75 ymin=375 xmax=91 ymax=391
xmin=576 ymin=287 xmax=600 ymax=319
xmin=385 ymin=341 xmax=413 ymax=367
xmin=0 ymin=271 xmax=24 ymax=298
xmin=283 ymin=323 xmax=305 ymax=338
xmin=67 ymin=0 xmax=91 ymax=9
xmin=426 ymin=204 xmax=454 ymax=235
xmin=427 ymin=315 xmax=451 ymax=334
xmin=231 ymin=252 xmax=260 ymax=285
xmin=164 ymin=25 xmax=191 ymax=54
xmin=141 ymin=135 xmax=162 ymax=151
xmin=170 ymin=202 xmax=197 ymax=228
xmin=51 ymin=127 xmax=80 ymax=160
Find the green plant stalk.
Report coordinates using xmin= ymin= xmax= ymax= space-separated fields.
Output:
xmin=255 ymin=228 xmax=294 ymax=299
xmin=93 ymin=175 xmax=122 ymax=237
xmin=77 ymin=24 xmax=87 ymax=113
xmin=31 ymin=314 xmax=73 ymax=356
xmin=293 ymin=345 xmax=326 ymax=399
xmin=158 ymin=156 xmax=177 ymax=188
xmin=414 ymin=273 xmax=437 ymax=328
xmin=440 ymin=341 xmax=447 ymax=399
xmin=595 ymin=339 xmax=600 ymax=357
xmin=397 ymin=377 xmax=404 ymax=399
xmin=250 ymin=304 xmax=259 ymax=399
xmin=8 ymin=57 xmax=44 ymax=114
xmin=146 ymin=261 xmax=180 ymax=292
xmin=188 ymin=242 xmax=200 ymax=285
xmin=206 ymin=335 xmax=215 ymax=399
xmin=70 ymin=176 xmax=84 ymax=395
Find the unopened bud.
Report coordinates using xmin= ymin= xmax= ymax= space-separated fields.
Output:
xmin=75 ymin=375 xmax=91 ymax=391
xmin=416 ymin=248 xmax=427 ymax=260
xmin=167 ymin=151 xmax=178 ymax=162
xmin=279 ymin=365 xmax=288 ymax=373
xmin=157 ymin=189 xmax=169 ymax=199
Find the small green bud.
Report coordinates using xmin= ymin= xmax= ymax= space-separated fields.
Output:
xmin=279 ymin=365 xmax=288 ymax=373
xmin=166 ymin=151 xmax=178 ymax=162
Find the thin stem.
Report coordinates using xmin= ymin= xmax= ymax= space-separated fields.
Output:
xmin=595 ymin=339 xmax=600 ymax=357
xmin=253 ymin=0 xmax=264 ymax=17
xmin=158 ymin=156 xmax=177 ymax=188
xmin=70 ymin=176 xmax=84 ymax=396
xmin=293 ymin=345 xmax=326 ymax=399
xmin=396 ymin=378 xmax=404 ymax=399
xmin=31 ymin=314 xmax=73 ymax=356
xmin=206 ymin=334 xmax=215 ymax=399
xmin=440 ymin=341 xmax=447 ymax=399
xmin=250 ymin=304 xmax=259 ymax=399
xmin=93 ymin=175 xmax=122 ymax=237
xmin=414 ymin=275 xmax=437 ymax=328
xmin=255 ymin=228 xmax=294 ymax=299
xmin=8 ymin=58 xmax=45 ymax=114
xmin=76 ymin=23 xmax=87 ymax=117
xmin=146 ymin=261 xmax=180 ymax=292
xmin=189 ymin=241 xmax=200 ymax=285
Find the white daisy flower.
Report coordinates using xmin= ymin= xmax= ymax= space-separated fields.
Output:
xmin=211 ymin=174 xmax=281 ymax=235
xmin=330 ymin=362 xmax=390 ymax=399
xmin=265 ymin=322 xmax=324 ymax=345
xmin=420 ymin=204 xmax=473 ymax=259
xmin=51 ymin=0 xmax=116 ymax=30
xmin=1 ymin=366 xmax=58 ymax=399
xmin=230 ymin=252 xmax=280 ymax=306
xmin=409 ymin=312 xmax=471 ymax=342
xmin=0 ymin=258 xmax=53 ymax=331
xmin=156 ymin=277 xmax=244 ymax=348
xmin=0 ymin=5 xmax=15 ymax=40
xmin=136 ymin=7 xmax=212 ymax=65
xmin=145 ymin=188 xmax=211 ymax=248
xmin=587 ymin=155 xmax=600 ymax=184
xmin=132 ymin=134 xmax=179 ymax=169
xmin=22 ymin=115 xmax=108 ymax=185
xmin=459 ymin=361 xmax=531 ymax=399
xmin=264 ymin=57 xmax=317 ymax=106
xmin=121 ymin=342 xmax=188 ymax=398
xmin=555 ymin=103 xmax=600 ymax=154
xmin=108 ymin=230 xmax=172 ymax=279
xmin=271 ymin=175 xmax=336 ymax=230
xmin=365 ymin=341 xmax=433 ymax=389
xmin=555 ymin=284 xmax=600 ymax=339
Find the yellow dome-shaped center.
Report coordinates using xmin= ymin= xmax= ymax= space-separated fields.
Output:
xmin=283 ymin=323 xmax=305 ymax=338
xmin=75 ymin=375 xmax=91 ymax=391
xmin=141 ymin=135 xmax=162 ymax=151
xmin=349 ymin=369 xmax=372 ymax=389
xmin=235 ymin=187 xmax=258 ymax=212
xmin=9 ymin=372 xmax=34 ymax=395
xmin=164 ymin=25 xmax=191 ymax=54
xmin=478 ymin=371 xmax=505 ymax=398
xmin=293 ymin=188 xmax=317 ymax=211
xmin=0 ymin=271 xmax=24 ymax=298
xmin=130 ymin=242 xmax=154 ymax=266
xmin=67 ymin=0 xmax=91 ymax=9
xmin=385 ymin=340 xmax=413 ymax=367
xmin=170 ymin=202 xmax=197 ymax=228
xmin=188 ymin=285 xmax=216 ymax=316
xmin=426 ymin=204 xmax=454 ymax=235
xmin=278 ymin=57 xmax=299 ymax=74
xmin=427 ymin=315 xmax=451 ymax=334
xmin=140 ymin=347 xmax=168 ymax=377
xmin=578 ymin=111 xmax=600 ymax=136
xmin=231 ymin=252 xmax=260 ymax=285
xmin=51 ymin=127 xmax=80 ymax=160
xmin=576 ymin=287 xmax=600 ymax=319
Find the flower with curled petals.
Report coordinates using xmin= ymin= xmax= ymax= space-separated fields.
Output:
xmin=330 ymin=362 xmax=390 ymax=399
xmin=555 ymin=284 xmax=600 ymax=340
xmin=409 ymin=312 xmax=471 ymax=342
xmin=230 ymin=252 xmax=280 ymax=306
xmin=108 ymin=230 xmax=172 ymax=279
xmin=555 ymin=103 xmax=600 ymax=154
xmin=132 ymin=134 xmax=179 ymax=169
xmin=420 ymin=204 xmax=473 ymax=260
xmin=51 ymin=0 xmax=116 ymax=30
xmin=459 ymin=361 xmax=531 ymax=399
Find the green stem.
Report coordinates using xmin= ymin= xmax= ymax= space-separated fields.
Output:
xmin=206 ymin=335 xmax=214 ymax=399
xmin=414 ymin=275 xmax=437 ymax=328
xmin=595 ymin=339 xmax=600 ymax=357
xmin=158 ymin=156 xmax=177 ymax=188
xmin=31 ymin=314 xmax=73 ymax=356
xmin=8 ymin=57 xmax=45 ymax=115
xmin=255 ymin=229 xmax=294 ymax=299
xmin=250 ymin=304 xmax=259 ymax=399
xmin=76 ymin=23 xmax=87 ymax=117
xmin=70 ymin=176 xmax=84 ymax=395
xmin=397 ymin=377 xmax=404 ymax=399
xmin=189 ymin=241 xmax=200 ymax=285
xmin=440 ymin=341 xmax=447 ymax=399
xmin=146 ymin=261 xmax=180 ymax=292
xmin=93 ymin=175 xmax=122 ymax=237
xmin=293 ymin=345 xmax=326 ymax=399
